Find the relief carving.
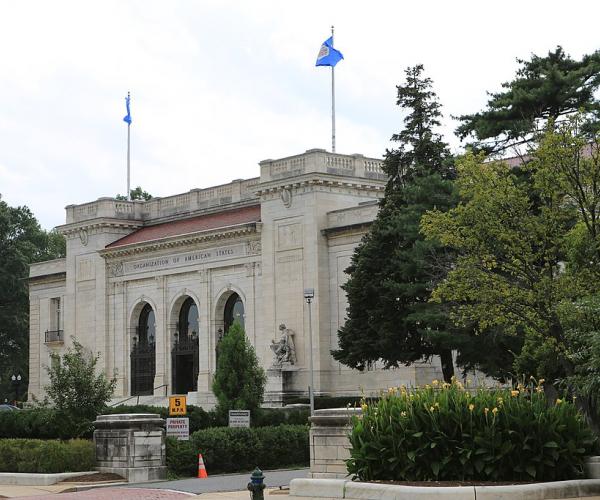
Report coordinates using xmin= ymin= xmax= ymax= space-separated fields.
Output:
xmin=246 ymin=240 xmax=261 ymax=255
xmin=109 ymin=261 xmax=124 ymax=277
xmin=281 ymin=188 xmax=292 ymax=208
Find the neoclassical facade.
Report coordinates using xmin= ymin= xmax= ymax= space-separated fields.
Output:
xmin=28 ymin=149 xmax=447 ymax=406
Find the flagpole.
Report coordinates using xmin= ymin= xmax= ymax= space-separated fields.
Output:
xmin=126 ymin=92 xmax=131 ymax=201
xmin=331 ymin=25 xmax=336 ymax=153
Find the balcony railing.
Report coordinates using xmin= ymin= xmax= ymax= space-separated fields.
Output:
xmin=45 ymin=330 xmax=64 ymax=343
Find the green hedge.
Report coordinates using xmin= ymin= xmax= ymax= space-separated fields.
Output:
xmin=167 ymin=424 xmax=309 ymax=476
xmin=0 ymin=439 xmax=95 ymax=473
xmin=0 ymin=405 xmax=309 ymax=441
xmin=348 ymin=380 xmax=597 ymax=482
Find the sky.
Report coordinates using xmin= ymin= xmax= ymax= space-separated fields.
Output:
xmin=0 ymin=0 xmax=599 ymax=230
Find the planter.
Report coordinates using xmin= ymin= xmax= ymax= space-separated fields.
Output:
xmin=289 ymin=478 xmax=600 ymax=500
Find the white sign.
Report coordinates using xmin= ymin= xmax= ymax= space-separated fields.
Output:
xmin=166 ymin=417 xmax=190 ymax=440
xmin=123 ymin=243 xmax=246 ymax=275
xmin=228 ymin=410 xmax=251 ymax=428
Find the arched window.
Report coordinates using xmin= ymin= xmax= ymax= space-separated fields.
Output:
xmin=224 ymin=293 xmax=244 ymax=333
xmin=178 ymin=297 xmax=199 ymax=340
xmin=138 ymin=303 xmax=156 ymax=344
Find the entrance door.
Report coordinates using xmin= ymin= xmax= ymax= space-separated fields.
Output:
xmin=171 ymin=297 xmax=200 ymax=394
xmin=171 ymin=336 xmax=199 ymax=394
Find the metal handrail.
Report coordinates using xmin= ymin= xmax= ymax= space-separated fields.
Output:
xmin=109 ymin=383 xmax=168 ymax=407
xmin=44 ymin=330 xmax=64 ymax=343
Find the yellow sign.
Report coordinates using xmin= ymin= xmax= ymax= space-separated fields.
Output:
xmin=169 ymin=395 xmax=187 ymax=416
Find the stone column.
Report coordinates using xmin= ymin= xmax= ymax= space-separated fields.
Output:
xmin=309 ymin=408 xmax=362 ymax=479
xmin=94 ymin=413 xmax=167 ymax=483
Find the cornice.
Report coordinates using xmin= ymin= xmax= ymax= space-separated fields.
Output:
xmin=100 ymin=221 xmax=261 ymax=259
xmin=255 ymin=173 xmax=385 ymax=197
xmin=57 ymin=218 xmax=143 ymax=237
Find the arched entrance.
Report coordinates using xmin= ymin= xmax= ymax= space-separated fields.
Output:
xmin=172 ymin=297 xmax=199 ymax=394
xmin=131 ymin=303 xmax=156 ymax=396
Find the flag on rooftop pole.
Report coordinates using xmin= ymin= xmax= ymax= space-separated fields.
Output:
xmin=315 ymin=27 xmax=343 ymax=153
xmin=123 ymin=92 xmax=132 ymax=201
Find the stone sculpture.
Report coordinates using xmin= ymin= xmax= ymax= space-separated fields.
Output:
xmin=270 ymin=323 xmax=296 ymax=366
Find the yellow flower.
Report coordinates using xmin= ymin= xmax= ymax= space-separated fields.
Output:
xmin=492 ymin=407 xmax=498 ymax=415
xmin=434 ymin=402 xmax=440 ymax=408
xmin=484 ymin=407 xmax=489 ymax=415
xmin=511 ymin=390 xmax=519 ymax=397
xmin=468 ymin=404 xmax=475 ymax=412
xmin=388 ymin=387 xmax=395 ymax=395
xmin=573 ymin=396 xmax=577 ymax=402
xmin=442 ymin=382 xmax=451 ymax=389
xmin=400 ymin=411 xmax=407 ymax=417
xmin=539 ymin=378 xmax=545 ymax=385
xmin=497 ymin=397 xmax=504 ymax=406
xmin=430 ymin=406 xmax=436 ymax=412
xmin=361 ymin=403 xmax=368 ymax=411
xmin=556 ymin=398 xmax=563 ymax=405
xmin=432 ymin=379 xmax=439 ymax=387
xmin=535 ymin=386 xmax=543 ymax=393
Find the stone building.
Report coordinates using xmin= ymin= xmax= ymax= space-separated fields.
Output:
xmin=28 ymin=149 xmax=446 ymax=406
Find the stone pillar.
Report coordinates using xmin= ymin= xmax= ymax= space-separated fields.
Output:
xmin=309 ymin=408 xmax=362 ymax=479
xmin=94 ymin=413 xmax=167 ymax=483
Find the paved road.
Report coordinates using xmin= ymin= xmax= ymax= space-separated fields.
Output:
xmin=128 ymin=468 xmax=309 ymax=495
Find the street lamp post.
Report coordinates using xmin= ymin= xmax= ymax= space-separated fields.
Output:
xmin=304 ymin=288 xmax=315 ymax=416
xmin=11 ymin=374 xmax=22 ymax=406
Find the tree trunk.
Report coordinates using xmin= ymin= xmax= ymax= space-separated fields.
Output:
xmin=440 ymin=349 xmax=455 ymax=383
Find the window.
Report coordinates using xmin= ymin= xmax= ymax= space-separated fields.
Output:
xmin=178 ymin=298 xmax=199 ymax=340
xmin=224 ymin=293 xmax=244 ymax=333
xmin=138 ymin=303 xmax=156 ymax=344
xmin=50 ymin=297 xmax=62 ymax=331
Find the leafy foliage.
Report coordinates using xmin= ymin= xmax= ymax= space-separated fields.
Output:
xmin=333 ymin=65 xmax=463 ymax=382
xmin=167 ymin=424 xmax=309 ymax=476
xmin=0 ymin=439 xmax=94 ymax=473
xmin=115 ymin=186 xmax=153 ymax=201
xmin=44 ymin=340 xmax=116 ymax=436
xmin=212 ymin=322 xmax=266 ymax=413
xmin=348 ymin=381 xmax=596 ymax=482
xmin=421 ymin=118 xmax=600 ymax=421
xmin=456 ymin=47 xmax=600 ymax=154
xmin=0 ymin=196 xmax=65 ymax=401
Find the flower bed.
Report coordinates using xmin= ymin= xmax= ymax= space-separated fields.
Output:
xmin=347 ymin=379 xmax=597 ymax=482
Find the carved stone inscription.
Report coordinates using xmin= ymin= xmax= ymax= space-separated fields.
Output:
xmin=122 ymin=243 xmax=247 ymax=276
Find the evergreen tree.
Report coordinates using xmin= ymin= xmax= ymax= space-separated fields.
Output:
xmin=333 ymin=65 xmax=460 ymax=382
xmin=456 ymin=46 xmax=600 ymax=154
xmin=212 ymin=322 xmax=266 ymax=413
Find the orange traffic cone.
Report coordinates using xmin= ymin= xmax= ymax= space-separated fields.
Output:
xmin=197 ymin=453 xmax=208 ymax=479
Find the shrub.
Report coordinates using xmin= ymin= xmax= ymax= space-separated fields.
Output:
xmin=348 ymin=380 xmax=597 ymax=482
xmin=0 ymin=439 xmax=94 ymax=473
xmin=167 ymin=424 xmax=309 ymax=476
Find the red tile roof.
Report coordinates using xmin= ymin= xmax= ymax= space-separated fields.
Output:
xmin=107 ymin=205 xmax=261 ymax=248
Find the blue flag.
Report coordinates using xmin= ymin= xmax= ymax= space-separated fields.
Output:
xmin=315 ymin=36 xmax=343 ymax=67
xmin=123 ymin=93 xmax=132 ymax=125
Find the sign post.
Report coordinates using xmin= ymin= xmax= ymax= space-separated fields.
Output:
xmin=167 ymin=395 xmax=189 ymax=441
xmin=228 ymin=410 xmax=251 ymax=428
xmin=169 ymin=395 xmax=187 ymax=416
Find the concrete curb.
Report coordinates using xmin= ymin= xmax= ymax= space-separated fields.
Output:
xmin=289 ymin=478 xmax=600 ymax=500
xmin=0 ymin=471 xmax=98 ymax=486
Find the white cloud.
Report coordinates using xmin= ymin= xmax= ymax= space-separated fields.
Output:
xmin=0 ymin=0 xmax=599 ymax=228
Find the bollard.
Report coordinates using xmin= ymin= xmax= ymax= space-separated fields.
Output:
xmin=247 ymin=467 xmax=265 ymax=500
